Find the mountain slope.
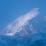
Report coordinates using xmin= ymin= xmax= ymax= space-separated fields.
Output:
xmin=0 ymin=8 xmax=46 ymax=46
xmin=0 ymin=8 xmax=39 ymax=36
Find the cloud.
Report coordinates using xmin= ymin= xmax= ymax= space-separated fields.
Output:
xmin=44 ymin=16 xmax=46 ymax=21
xmin=1 ymin=8 xmax=39 ymax=36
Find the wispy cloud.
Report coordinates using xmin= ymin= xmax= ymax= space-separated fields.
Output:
xmin=44 ymin=16 xmax=46 ymax=21
xmin=1 ymin=8 xmax=39 ymax=36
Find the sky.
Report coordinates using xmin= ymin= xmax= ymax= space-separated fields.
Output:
xmin=0 ymin=0 xmax=46 ymax=31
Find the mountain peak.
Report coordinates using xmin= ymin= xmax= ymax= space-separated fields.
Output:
xmin=0 ymin=8 xmax=39 ymax=36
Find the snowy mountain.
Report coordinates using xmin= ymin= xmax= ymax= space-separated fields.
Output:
xmin=0 ymin=8 xmax=46 ymax=46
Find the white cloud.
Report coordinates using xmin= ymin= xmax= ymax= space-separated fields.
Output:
xmin=1 ymin=8 xmax=39 ymax=36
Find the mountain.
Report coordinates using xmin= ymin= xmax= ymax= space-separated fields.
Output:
xmin=0 ymin=8 xmax=46 ymax=46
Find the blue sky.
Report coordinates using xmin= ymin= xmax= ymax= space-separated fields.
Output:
xmin=0 ymin=0 xmax=46 ymax=31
